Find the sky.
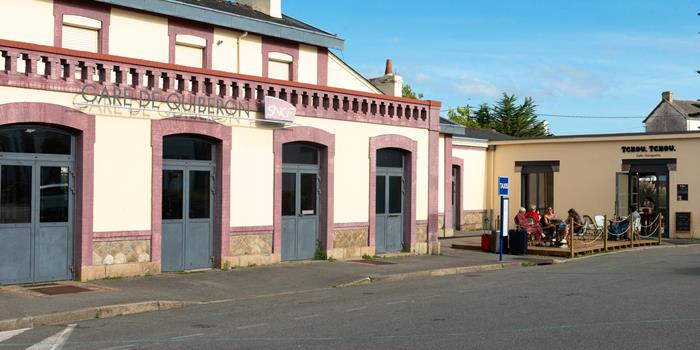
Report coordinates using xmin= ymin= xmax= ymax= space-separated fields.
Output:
xmin=284 ymin=0 xmax=699 ymax=135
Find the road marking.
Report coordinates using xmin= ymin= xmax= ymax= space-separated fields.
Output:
xmin=294 ymin=314 xmax=320 ymax=320
xmin=345 ymin=306 xmax=366 ymax=312
xmin=386 ymin=300 xmax=408 ymax=305
xmin=27 ymin=324 xmax=76 ymax=350
xmin=237 ymin=323 xmax=268 ymax=330
xmin=170 ymin=333 xmax=204 ymax=340
xmin=0 ymin=328 xmax=30 ymax=343
xmin=98 ymin=345 xmax=134 ymax=350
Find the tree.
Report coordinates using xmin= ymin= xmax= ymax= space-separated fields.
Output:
xmin=447 ymin=105 xmax=480 ymax=128
xmin=491 ymin=93 xmax=550 ymax=137
xmin=446 ymin=93 xmax=550 ymax=137
xmin=402 ymin=84 xmax=423 ymax=99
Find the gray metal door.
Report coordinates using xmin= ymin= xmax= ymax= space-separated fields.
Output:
xmin=281 ymin=168 xmax=319 ymax=261
xmin=375 ymin=169 xmax=404 ymax=253
xmin=452 ymin=165 xmax=460 ymax=230
xmin=162 ymin=164 xmax=214 ymax=272
xmin=0 ymin=161 xmax=73 ymax=285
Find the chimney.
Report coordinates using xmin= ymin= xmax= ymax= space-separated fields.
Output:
xmin=237 ymin=0 xmax=282 ymax=19
xmin=662 ymin=91 xmax=673 ymax=103
xmin=369 ymin=59 xmax=403 ymax=97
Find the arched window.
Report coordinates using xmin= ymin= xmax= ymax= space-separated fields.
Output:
xmin=0 ymin=125 xmax=72 ymax=155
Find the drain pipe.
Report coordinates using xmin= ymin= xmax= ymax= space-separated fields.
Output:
xmin=236 ymin=31 xmax=249 ymax=74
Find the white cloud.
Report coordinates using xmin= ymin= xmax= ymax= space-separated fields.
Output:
xmin=414 ymin=72 xmax=432 ymax=82
xmin=453 ymin=77 xmax=500 ymax=98
xmin=538 ymin=65 xmax=604 ymax=97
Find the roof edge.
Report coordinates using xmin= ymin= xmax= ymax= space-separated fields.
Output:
xmin=95 ymin=0 xmax=345 ymax=50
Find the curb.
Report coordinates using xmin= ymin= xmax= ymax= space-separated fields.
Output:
xmin=372 ymin=262 xmax=521 ymax=282
xmin=0 ymin=300 xmax=202 ymax=332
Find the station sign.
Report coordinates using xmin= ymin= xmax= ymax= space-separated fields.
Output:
xmin=498 ymin=176 xmax=509 ymax=196
xmin=264 ymin=95 xmax=296 ymax=123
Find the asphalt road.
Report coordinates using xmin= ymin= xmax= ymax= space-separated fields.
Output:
xmin=3 ymin=245 xmax=700 ymax=349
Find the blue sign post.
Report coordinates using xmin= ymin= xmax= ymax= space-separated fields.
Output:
xmin=498 ymin=177 xmax=509 ymax=262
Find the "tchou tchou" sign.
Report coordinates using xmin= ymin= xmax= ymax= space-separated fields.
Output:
xmin=620 ymin=145 xmax=676 ymax=153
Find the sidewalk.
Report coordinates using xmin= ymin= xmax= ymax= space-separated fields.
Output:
xmin=0 ymin=239 xmax=545 ymax=330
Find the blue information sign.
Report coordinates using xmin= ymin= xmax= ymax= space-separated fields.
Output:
xmin=498 ymin=176 xmax=509 ymax=196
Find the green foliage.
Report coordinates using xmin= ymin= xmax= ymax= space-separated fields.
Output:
xmin=362 ymin=254 xmax=372 ymax=260
xmin=447 ymin=106 xmax=480 ymax=128
xmin=313 ymin=240 xmax=327 ymax=260
xmin=491 ymin=93 xmax=549 ymax=137
xmin=402 ymin=84 xmax=424 ymax=99
xmin=448 ymin=93 xmax=550 ymax=137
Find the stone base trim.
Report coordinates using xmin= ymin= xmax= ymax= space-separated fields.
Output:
xmin=222 ymin=254 xmax=281 ymax=268
xmin=327 ymin=246 xmax=375 ymax=260
xmin=229 ymin=233 xmax=273 ymax=256
xmin=230 ymin=225 xmax=274 ymax=235
xmin=92 ymin=239 xmax=151 ymax=266
xmin=80 ymin=262 xmax=160 ymax=281
xmin=462 ymin=209 xmax=489 ymax=231
xmin=92 ymin=230 xmax=151 ymax=242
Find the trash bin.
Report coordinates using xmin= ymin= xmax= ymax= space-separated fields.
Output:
xmin=509 ymin=229 xmax=528 ymax=255
xmin=490 ymin=230 xmax=508 ymax=254
xmin=480 ymin=233 xmax=491 ymax=252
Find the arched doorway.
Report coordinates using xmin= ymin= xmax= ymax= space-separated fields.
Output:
xmin=0 ymin=125 xmax=75 ymax=284
xmin=161 ymin=135 xmax=216 ymax=271
xmin=281 ymin=142 xmax=320 ymax=260
xmin=375 ymin=148 xmax=406 ymax=253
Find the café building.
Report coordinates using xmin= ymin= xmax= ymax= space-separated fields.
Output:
xmin=478 ymin=131 xmax=700 ymax=240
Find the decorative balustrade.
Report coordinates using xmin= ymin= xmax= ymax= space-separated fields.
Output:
xmin=0 ymin=39 xmax=440 ymax=129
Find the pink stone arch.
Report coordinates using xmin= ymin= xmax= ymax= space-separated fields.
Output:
xmin=273 ymin=126 xmax=335 ymax=254
xmin=0 ymin=102 xmax=95 ymax=277
xmin=151 ymin=117 xmax=231 ymax=266
xmin=369 ymin=134 xmax=418 ymax=250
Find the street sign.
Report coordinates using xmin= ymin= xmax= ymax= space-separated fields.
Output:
xmin=498 ymin=176 xmax=509 ymax=196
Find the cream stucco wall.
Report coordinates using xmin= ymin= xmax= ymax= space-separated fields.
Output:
xmin=294 ymin=116 xmax=430 ymax=223
xmin=93 ymin=116 xmax=152 ymax=232
xmin=327 ymin=53 xmax=382 ymax=94
xmin=297 ymin=44 xmax=318 ymax=85
xmin=212 ymin=28 xmax=240 ymax=73
xmin=229 ymin=126 xmax=274 ymax=227
xmin=239 ymin=34 xmax=263 ymax=76
xmin=490 ymin=135 xmax=700 ymax=238
xmin=109 ymin=8 xmax=169 ymax=63
xmin=452 ymin=143 xmax=489 ymax=211
xmin=0 ymin=0 xmax=54 ymax=46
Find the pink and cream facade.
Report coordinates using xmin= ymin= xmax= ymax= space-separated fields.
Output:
xmin=0 ymin=0 xmax=457 ymax=284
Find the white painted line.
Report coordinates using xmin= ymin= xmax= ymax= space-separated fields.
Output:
xmin=386 ymin=300 xmax=408 ymax=305
xmin=98 ymin=345 xmax=134 ymax=350
xmin=0 ymin=327 xmax=30 ymax=343
xmin=294 ymin=314 xmax=320 ymax=320
xmin=345 ymin=306 xmax=367 ymax=312
xmin=27 ymin=324 xmax=76 ymax=350
xmin=170 ymin=333 xmax=204 ymax=340
xmin=237 ymin=323 xmax=268 ymax=330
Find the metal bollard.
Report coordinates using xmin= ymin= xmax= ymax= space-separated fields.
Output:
xmin=603 ymin=215 xmax=608 ymax=252
xmin=658 ymin=213 xmax=663 ymax=244
xmin=569 ymin=216 xmax=575 ymax=258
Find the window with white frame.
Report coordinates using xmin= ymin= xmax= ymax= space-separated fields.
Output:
xmin=62 ymin=15 xmax=101 ymax=53
xmin=175 ymin=34 xmax=206 ymax=68
xmin=268 ymin=52 xmax=293 ymax=81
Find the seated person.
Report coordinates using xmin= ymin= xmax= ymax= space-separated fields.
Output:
xmin=562 ymin=208 xmax=584 ymax=245
xmin=525 ymin=204 xmax=541 ymax=225
xmin=540 ymin=206 xmax=558 ymax=240
xmin=515 ymin=207 xmax=545 ymax=244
